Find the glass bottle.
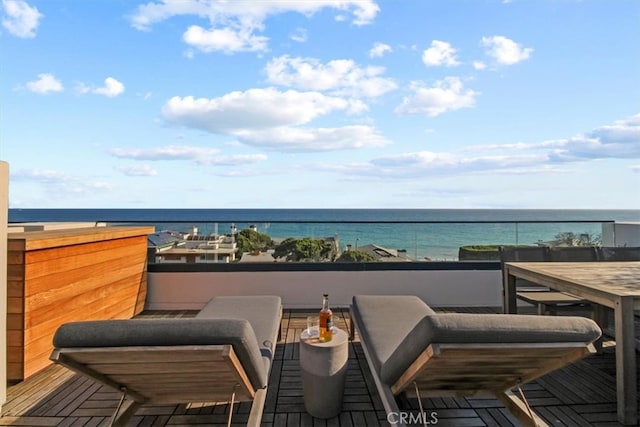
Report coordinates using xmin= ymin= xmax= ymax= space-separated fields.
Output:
xmin=319 ymin=293 xmax=333 ymax=342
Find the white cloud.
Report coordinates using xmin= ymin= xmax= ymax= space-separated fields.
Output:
xmin=161 ymin=87 xmax=388 ymax=152
xmin=110 ymin=145 xmax=267 ymax=166
xmin=11 ymin=168 xmax=71 ymax=182
xmin=206 ymin=153 xmax=268 ymax=166
xmin=470 ymin=113 xmax=640 ymax=162
xmin=589 ymin=113 xmax=640 ymax=144
xmin=395 ymin=77 xmax=479 ymax=117
xmin=111 ymin=145 xmax=219 ymax=163
xmin=265 ymin=55 xmax=397 ymax=98
xmin=129 ymin=0 xmax=378 ymax=53
xmin=324 ymin=113 xmax=640 ymax=180
xmin=233 ymin=125 xmax=390 ymax=152
xmin=548 ymin=124 xmax=640 ymax=162
xmin=10 ymin=168 xmax=113 ymax=193
xmin=1 ymin=0 xmax=42 ymax=38
xmin=473 ymin=61 xmax=487 ymax=70
xmin=162 ymin=88 xmax=362 ymax=133
xmin=481 ymin=35 xmax=533 ymax=65
xmin=369 ymin=42 xmax=392 ymax=58
xmin=76 ymin=77 xmax=125 ymax=97
xmin=422 ymin=40 xmax=460 ymax=67
xmin=94 ymin=77 xmax=125 ymax=97
xmin=25 ymin=73 xmax=63 ymax=94
xmin=323 ymin=149 xmax=556 ymax=179
xmin=183 ymin=25 xmax=268 ymax=53
xmin=115 ymin=164 xmax=158 ymax=177
xmin=474 ymin=114 xmax=640 ymax=163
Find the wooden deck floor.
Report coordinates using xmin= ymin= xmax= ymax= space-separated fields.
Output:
xmin=1 ymin=307 xmax=637 ymax=427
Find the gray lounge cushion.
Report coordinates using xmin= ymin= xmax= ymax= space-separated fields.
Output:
xmin=196 ymin=295 xmax=282 ymax=361
xmin=379 ymin=313 xmax=602 ymax=385
xmin=52 ymin=318 xmax=268 ymax=390
xmin=351 ymin=295 xmax=436 ymax=379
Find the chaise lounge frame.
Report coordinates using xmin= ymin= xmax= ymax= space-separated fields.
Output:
xmin=50 ymin=344 xmax=266 ymax=427
xmin=350 ymin=302 xmax=598 ymax=427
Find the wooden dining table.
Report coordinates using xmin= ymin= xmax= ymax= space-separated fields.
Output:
xmin=503 ymin=261 xmax=640 ymax=425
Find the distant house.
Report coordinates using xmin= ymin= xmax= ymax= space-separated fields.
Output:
xmin=148 ymin=229 xmax=237 ymax=263
xmin=357 ymin=244 xmax=413 ymax=262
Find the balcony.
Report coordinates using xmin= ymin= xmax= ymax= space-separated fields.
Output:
xmin=2 ymin=220 xmax=639 ymax=426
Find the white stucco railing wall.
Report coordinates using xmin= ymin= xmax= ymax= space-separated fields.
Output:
xmin=602 ymin=222 xmax=640 ymax=247
xmin=0 ymin=161 xmax=9 ymax=411
xmin=146 ymin=269 xmax=503 ymax=310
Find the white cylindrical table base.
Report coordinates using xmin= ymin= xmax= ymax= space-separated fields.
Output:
xmin=299 ymin=328 xmax=349 ymax=419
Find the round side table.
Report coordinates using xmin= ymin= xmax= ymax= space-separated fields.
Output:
xmin=299 ymin=327 xmax=349 ymax=418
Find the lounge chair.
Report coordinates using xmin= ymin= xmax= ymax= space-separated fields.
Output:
xmin=50 ymin=295 xmax=282 ymax=427
xmin=350 ymin=295 xmax=601 ymax=427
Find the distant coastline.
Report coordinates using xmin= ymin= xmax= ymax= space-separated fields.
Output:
xmin=9 ymin=209 xmax=638 ymax=261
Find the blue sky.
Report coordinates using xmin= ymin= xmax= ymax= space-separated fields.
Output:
xmin=1 ymin=0 xmax=639 ymax=209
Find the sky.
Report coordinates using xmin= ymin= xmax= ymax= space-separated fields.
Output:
xmin=1 ymin=0 xmax=639 ymax=209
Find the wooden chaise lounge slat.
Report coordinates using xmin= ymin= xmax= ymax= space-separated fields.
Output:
xmin=51 ymin=344 xmax=255 ymax=403
xmin=350 ymin=295 xmax=601 ymax=427
xmin=393 ymin=342 xmax=593 ymax=396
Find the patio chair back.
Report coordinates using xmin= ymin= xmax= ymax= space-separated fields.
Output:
xmin=549 ymin=246 xmax=598 ymax=262
xmin=499 ymin=246 xmax=550 ymax=291
xmin=598 ymin=246 xmax=640 ymax=261
xmin=499 ymin=246 xmax=550 ymax=262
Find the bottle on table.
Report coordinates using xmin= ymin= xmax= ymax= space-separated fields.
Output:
xmin=319 ymin=293 xmax=333 ymax=342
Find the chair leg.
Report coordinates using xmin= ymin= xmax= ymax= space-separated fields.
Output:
xmin=496 ymin=390 xmax=549 ymax=427
xmin=592 ymin=304 xmax=607 ymax=354
xmin=537 ymin=303 xmax=546 ymax=316
xmin=247 ymin=387 xmax=267 ymax=427
xmin=109 ymin=399 xmax=140 ymax=427
xmin=348 ymin=310 xmax=355 ymax=340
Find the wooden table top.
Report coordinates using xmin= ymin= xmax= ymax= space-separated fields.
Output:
xmin=506 ymin=261 xmax=640 ymax=299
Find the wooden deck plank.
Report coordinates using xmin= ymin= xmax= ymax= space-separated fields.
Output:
xmin=1 ymin=307 xmax=636 ymax=427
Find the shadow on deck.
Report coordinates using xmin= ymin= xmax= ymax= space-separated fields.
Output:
xmin=1 ymin=307 xmax=635 ymax=426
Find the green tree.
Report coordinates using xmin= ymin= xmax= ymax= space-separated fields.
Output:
xmin=335 ymin=249 xmax=377 ymax=262
xmin=272 ymin=237 xmax=334 ymax=262
xmin=552 ymin=232 xmax=602 ymax=247
xmin=236 ymin=228 xmax=274 ymax=254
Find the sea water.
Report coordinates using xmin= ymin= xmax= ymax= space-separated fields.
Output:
xmin=9 ymin=208 xmax=639 ymax=261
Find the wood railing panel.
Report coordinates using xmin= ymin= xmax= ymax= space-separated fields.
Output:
xmin=8 ymin=226 xmax=153 ymax=251
xmin=24 ymin=260 xmax=146 ymax=311
xmin=24 ymin=239 xmax=147 ymax=282
xmin=7 ymin=226 xmax=153 ymax=381
xmin=23 ymin=235 xmax=144 ymax=264
xmin=24 ymin=275 xmax=144 ymax=342
xmin=24 ymin=281 xmax=141 ymax=344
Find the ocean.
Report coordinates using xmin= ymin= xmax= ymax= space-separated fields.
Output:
xmin=8 ymin=208 xmax=640 ymax=261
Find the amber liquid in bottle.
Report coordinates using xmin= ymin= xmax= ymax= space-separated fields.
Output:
xmin=319 ymin=293 xmax=333 ymax=342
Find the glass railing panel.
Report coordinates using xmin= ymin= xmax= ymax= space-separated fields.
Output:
xmin=132 ymin=220 xmax=613 ymax=264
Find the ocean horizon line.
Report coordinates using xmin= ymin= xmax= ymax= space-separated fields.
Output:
xmin=8 ymin=208 xmax=639 ymax=261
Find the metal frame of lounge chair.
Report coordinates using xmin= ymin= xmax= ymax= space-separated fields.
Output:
xmin=51 ymin=344 xmax=268 ymax=427
xmin=350 ymin=309 xmax=597 ymax=427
